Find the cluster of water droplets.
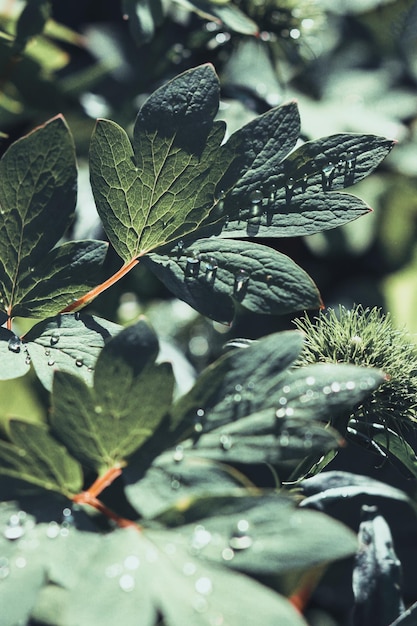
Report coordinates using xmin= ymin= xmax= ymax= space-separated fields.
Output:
xmin=175 ymin=241 xmax=254 ymax=299
xmin=105 ymin=553 xmax=141 ymax=593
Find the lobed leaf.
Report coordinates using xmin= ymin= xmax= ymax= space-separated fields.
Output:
xmin=0 ymin=116 xmax=107 ymax=320
xmin=219 ymin=129 xmax=395 ymax=239
xmin=90 ymin=65 xmax=235 ymax=262
xmin=144 ymin=238 xmax=321 ymax=323
xmin=0 ymin=420 xmax=83 ymax=496
xmin=50 ymin=320 xmax=175 ymax=473
xmin=0 ymin=313 xmax=121 ymax=390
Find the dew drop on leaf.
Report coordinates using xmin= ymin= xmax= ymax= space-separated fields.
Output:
xmin=7 ymin=335 xmax=21 ymax=353
xmin=219 ymin=434 xmax=233 ymax=451
xmin=25 ymin=355 xmax=31 ymax=365
xmin=279 ymin=430 xmax=290 ymax=446
xmin=170 ymin=474 xmax=181 ymax=490
xmin=4 ymin=512 xmax=26 ymax=540
xmin=191 ymin=525 xmax=212 ymax=551
xmin=195 ymin=576 xmax=213 ymax=595
xmin=50 ymin=330 xmax=60 ymax=346
xmin=44 ymin=349 xmax=50 ymax=357
xmin=0 ymin=557 xmax=10 ymax=580
xmin=204 ymin=257 xmax=218 ymax=283
xmin=234 ymin=269 xmax=249 ymax=295
xmin=15 ymin=556 xmax=27 ymax=569
xmin=46 ymin=521 xmax=60 ymax=539
xmin=75 ymin=358 xmax=84 ymax=367
xmin=194 ymin=408 xmax=205 ymax=433
xmin=124 ymin=556 xmax=140 ymax=570
xmin=183 ymin=562 xmax=197 ymax=576
xmin=48 ymin=359 xmax=55 ymax=367
xmin=221 ymin=547 xmax=235 ymax=561
xmin=185 ymin=255 xmax=200 ymax=278
xmin=119 ymin=573 xmax=135 ymax=592
xmin=229 ymin=519 xmax=253 ymax=550
xmin=106 ymin=563 xmax=123 ymax=578
xmin=286 ymin=177 xmax=295 ymax=191
xmin=322 ymin=162 xmax=335 ymax=189
xmin=173 ymin=445 xmax=184 ymax=462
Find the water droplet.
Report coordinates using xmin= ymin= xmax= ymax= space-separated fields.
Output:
xmin=119 ymin=573 xmax=135 ymax=592
xmin=0 ymin=557 xmax=10 ymax=580
xmin=176 ymin=240 xmax=184 ymax=256
xmin=287 ymin=177 xmax=295 ymax=190
xmin=229 ymin=520 xmax=253 ymax=550
xmin=279 ymin=430 xmax=290 ymax=446
xmin=185 ymin=254 xmax=200 ymax=278
xmin=322 ymin=162 xmax=335 ymax=189
xmin=346 ymin=151 xmax=355 ymax=171
xmin=193 ymin=596 xmax=209 ymax=613
xmin=106 ymin=563 xmax=123 ymax=578
xmin=25 ymin=355 xmax=31 ymax=365
xmin=194 ymin=408 xmax=205 ymax=433
xmin=50 ymin=330 xmax=60 ymax=346
xmin=216 ymin=189 xmax=226 ymax=201
xmin=44 ymin=349 xmax=50 ymax=357
xmin=204 ymin=257 xmax=218 ymax=283
xmin=4 ymin=513 xmax=26 ymax=540
xmin=331 ymin=382 xmax=341 ymax=393
xmin=61 ymin=508 xmax=74 ymax=528
xmin=195 ymin=576 xmax=212 ymax=595
xmin=46 ymin=522 xmax=60 ymax=539
xmin=192 ymin=525 xmax=212 ymax=551
xmin=219 ymin=434 xmax=233 ymax=451
xmin=234 ymin=269 xmax=249 ymax=295
xmin=221 ymin=547 xmax=235 ymax=561
xmin=306 ymin=376 xmax=315 ymax=386
xmin=7 ymin=335 xmax=21 ymax=353
xmin=346 ymin=381 xmax=356 ymax=390
xmin=48 ymin=359 xmax=55 ymax=367
xmin=15 ymin=556 xmax=27 ymax=568
xmin=268 ymin=184 xmax=277 ymax=201
xmin=124 ymin=555 xmax=140 ymax=570
xmin=75 ymin=358 xmax=84 ymax=367
xmin=285 ymin=177 xmax=295 ymax=202
xmin=183 ymin=562 xmax=197 ymax=576
xmin=173 ymin=445 xmax=184 ymax=462
xmin=170 ymin=474 xmax=181 ymax=490
xmin=265 ymin=274 xmax=273 ymax=287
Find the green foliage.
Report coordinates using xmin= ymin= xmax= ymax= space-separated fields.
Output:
xmin=0 ymin=37 xmax=415 ymax=626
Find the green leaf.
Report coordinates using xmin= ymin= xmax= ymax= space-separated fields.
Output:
xmin=0 ymin=116 xmax=107 ymax=319
xmin=300 ymin=471 xmax=417 ymax=513
xmin=0 ymin=504 xmax=45 ymax=626
xmin=177 ymin=409 xmax=342 ymax=465
xmin=14 ymin=0 xmax=51 ymax=53
xmin=220 ymin=130 xmax=395 ymax=238
xmin=50 ymin=320 xmax=175 ymax=473
xmin=89 ymin=65 xmax=234 ymax=262
xmin=171 ymin=331 xmax=384 ymax=437
xmin=155 ymin=493 xmax=358 ymax=575
xmin=144 ymin=238 xmax=321 ymax=322
xmin=0 ymin=313 xmax=121 ymax=390
xmin=125 ymin=454 xmax=251 ymax=519
xmin=0 ymin=420 xmax=83 ymax=496
xmin=171 ymin=330 xmax=304 ymax=433
xmin=122 ymin=0 xmax=165 ymax=45
xmin=61 ymin=527 xmax=306 ymax=626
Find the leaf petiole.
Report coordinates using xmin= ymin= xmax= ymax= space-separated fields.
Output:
xmin=61 ymin=257 xmax=139 ymax=313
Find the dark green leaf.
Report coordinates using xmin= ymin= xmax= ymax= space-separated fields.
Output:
xmin=50 ymin=320 xmax=174 ymax=473
xmin=171 ymin=330 xmax=304 ymax=434
xmin=0 ymin=420 xmax=83 ymax=496
xmin=171 ymin=332 xmax=384 ymax=437
xmin=0 ymin=313 xmax=121 ymax=389
xmin=178 ymin=410 xmax=342 ymax=465
xmin=0 ymin=116 xmax=107 ymax=320
xmin=122 ymin=0 xmax=165 ymax=45
xmin=300 ymin=471 xmax=417 ymax=512
xmin=90 ymin=65 xmax=234 ymax=262
xmin=144 ymin=238 xmax=321 ymax=323
xmin=14 ymin=0 xmax=51 ymax=53
xmin=155 ymin=493 xmax=358 ymax=575
xmin=125 ymin=455 xmax=251 ymax=519
xmin=220 ymin=131 xmax=395 ymax=238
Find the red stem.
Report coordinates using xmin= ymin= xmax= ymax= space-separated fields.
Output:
xmin=72 ymin=492 xmax=140 ymax=530
xmin=61 ymin=258 xmax=139 ymax=313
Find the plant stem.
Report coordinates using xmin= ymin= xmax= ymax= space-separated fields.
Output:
xmin=72 ymin=492 xmax=140 ymax=530
xmin=61 ymin=258 xmax=139 ymax=313
xmin=87 ymin=465 xmax=124 ymax=498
